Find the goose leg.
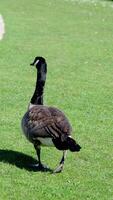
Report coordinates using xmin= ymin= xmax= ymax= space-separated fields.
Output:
xmin=35 ymin=145 xmax=42 ymax=167
xmin=33 ymin=144 xmax=49 ymax=171
xmin=53 ymin=150 xmax=67 ymax=173
xmin=30 ymin=144 xmax=41 ymax=167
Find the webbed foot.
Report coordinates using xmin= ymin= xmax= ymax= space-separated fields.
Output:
xmin=53 ymin=164 xmax=64 ymax=173
xmin=30 ymin=163 xmax=52 ymax=172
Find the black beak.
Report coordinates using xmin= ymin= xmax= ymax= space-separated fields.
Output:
xmin=30 ymin=63 xmax=34 ymax=66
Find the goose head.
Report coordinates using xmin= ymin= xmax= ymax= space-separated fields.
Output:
xmin=30 ymin=56 xmax=46 ymax=67
xmin=30 ymin=56 xmax=47 ymax=74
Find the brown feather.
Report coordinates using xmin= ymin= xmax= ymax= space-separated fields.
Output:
xmin=22 ymin=105 xmax=72 ymax=144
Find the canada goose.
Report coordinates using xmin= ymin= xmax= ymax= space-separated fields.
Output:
xmin=21 ymin=56 xmax=81 ymax=173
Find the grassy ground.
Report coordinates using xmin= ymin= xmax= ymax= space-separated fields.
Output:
xmin=0 ymin=0 xmax=113 ymax=199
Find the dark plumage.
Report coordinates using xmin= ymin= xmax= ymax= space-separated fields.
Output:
xmin=21 ymin=56 xmax=81 ymax=173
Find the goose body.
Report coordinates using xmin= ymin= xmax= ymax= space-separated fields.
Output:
xmin=22 ymin=105 xmax=72 ymax=149
xmin=21 ymin=57 xmax=81 ymax=173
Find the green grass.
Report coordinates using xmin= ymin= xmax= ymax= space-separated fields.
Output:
xmin=0 ymin=0 xmax=113 ymax=199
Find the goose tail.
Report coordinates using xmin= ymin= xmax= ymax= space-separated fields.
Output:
xmin=67 ymin=137 xmax=81 ymax=152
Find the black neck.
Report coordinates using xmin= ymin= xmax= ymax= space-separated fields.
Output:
xmin=30 ymin=63 xmax=47 ymax=105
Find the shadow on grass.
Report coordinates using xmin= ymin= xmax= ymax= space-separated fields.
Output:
xmin=0 ymin=149 xmax=52 ymax=172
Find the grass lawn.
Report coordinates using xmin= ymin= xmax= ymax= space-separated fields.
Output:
xmin=0 ymin=0 xmax=113 ymax=199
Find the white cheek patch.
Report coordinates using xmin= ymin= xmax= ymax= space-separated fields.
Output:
xmin=34 ymin=59 xmax=39 ymax=65
xmin=68 ymin=135 xmax=72 ymax=138
xmin=0 ymin=15 xmax=5 ymax=40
